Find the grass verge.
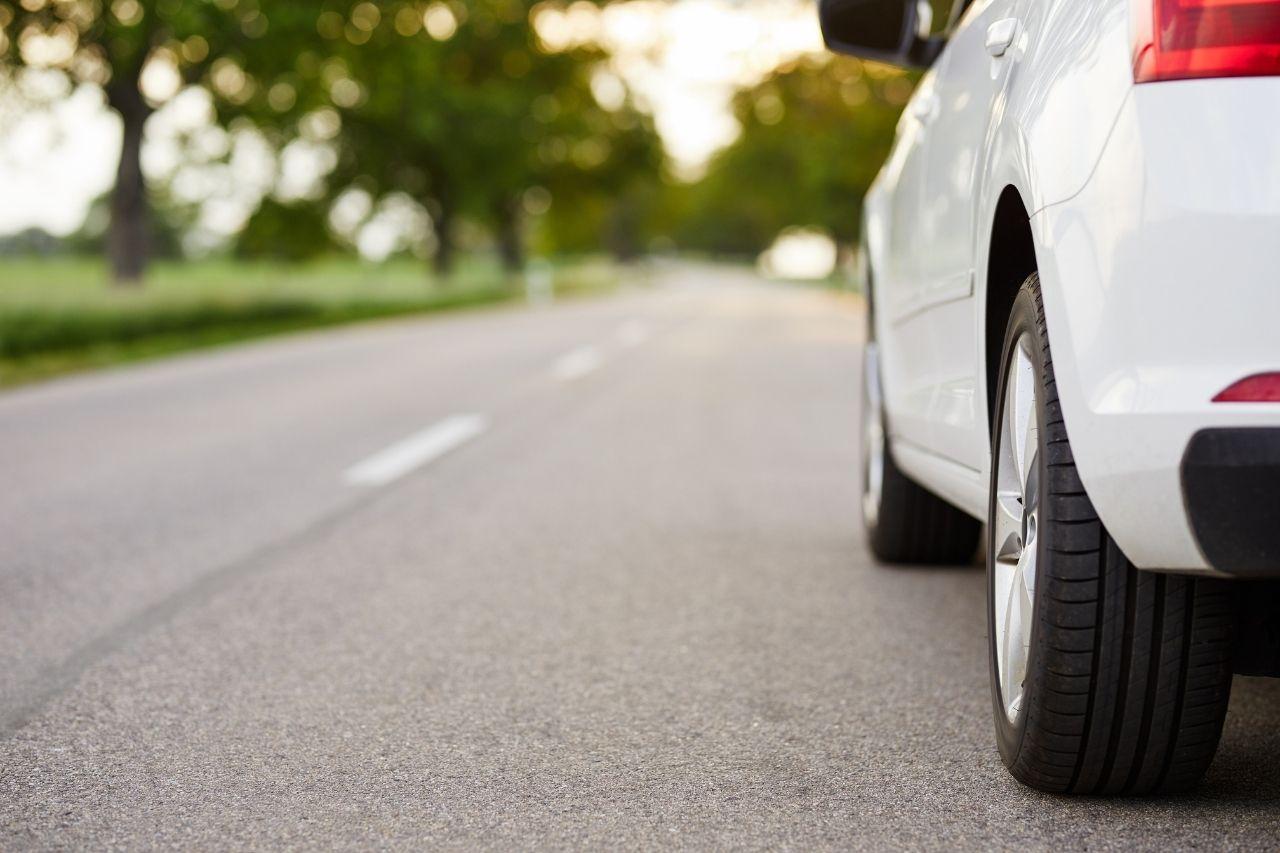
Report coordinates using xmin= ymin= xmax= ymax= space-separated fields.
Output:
xmin=0 ymin=256 xmax=620 ymax=387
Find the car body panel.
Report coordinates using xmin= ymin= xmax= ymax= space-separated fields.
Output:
xmin=864 ymin=0 xmax=1280 ymax=574
xmin=914 ymin=0 xmax=1022 ymax=467
xmin=1035 ymin=78 xmax=1280 ymax=572
xmin=1013 ymin=0 xmax=1133 ymax=213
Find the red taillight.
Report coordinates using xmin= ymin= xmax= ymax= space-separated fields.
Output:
xmin=1213 ymin=373 xmax=1280 ymax=402
xmin=1133 ymin=0 xmax=1280 ymax=82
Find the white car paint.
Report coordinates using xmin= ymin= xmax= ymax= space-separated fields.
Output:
xmin=864 ymin=0 xmax=1280 ymax=574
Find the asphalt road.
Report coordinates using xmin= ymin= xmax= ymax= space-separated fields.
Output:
xmin=2 ymin=265 xmax=1278 ymax=850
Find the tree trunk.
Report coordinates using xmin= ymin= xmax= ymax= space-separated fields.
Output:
xmin=494 ymin=198 xmax=523 ymax=273
xmin=106 ymin=81 xmax=152 ymax=287
xmin=432 ymin=201 xmax=455 ymax=277
xmin=606 ymin=196 xmax=641 ymax=262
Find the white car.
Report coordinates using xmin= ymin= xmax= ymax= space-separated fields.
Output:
xmin=819 ymin=0 xmax=1280 ymax=793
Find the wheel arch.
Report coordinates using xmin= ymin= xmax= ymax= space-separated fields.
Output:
xmin=984 ymin=186 xmax=1038 ymax=435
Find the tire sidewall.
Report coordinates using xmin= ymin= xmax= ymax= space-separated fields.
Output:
xmin=988 ymin=281 xmax=1050 ymax=768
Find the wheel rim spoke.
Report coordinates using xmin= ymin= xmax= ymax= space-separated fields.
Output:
xmin=1001 ymin=565 xmax=1025 ymax=716
xmin=993 ymin=491 xmax=1022 ymax=563
xmin=1011 ymin=342 xmax=1037 ymax=495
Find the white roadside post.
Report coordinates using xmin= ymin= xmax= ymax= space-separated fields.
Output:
xmin=525 ymin=259 xmax=554 ymax=306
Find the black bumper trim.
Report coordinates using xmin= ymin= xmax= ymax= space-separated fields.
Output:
xmin=1181 ymin=428 xmax=1280 ymax=576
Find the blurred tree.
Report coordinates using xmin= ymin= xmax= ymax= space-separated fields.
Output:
xmin=69 ymin=189 xmax=189 ymax=259
xmin=0 ymin=0 xmax=265 ymax=283
xmin=234 ymin=198 xmax=336 ymax=261
xmin=534 ymin=90 xmax=665 ymax=261
xmin=0 ymin=227 xmax=60 ymax=256
xmin=930 ymin=0 xmax=960 ymax=33
xmin=0 ymin=2 xmax=665 ymax=278
xmin=230 ymin=1 xmax=664 ymax=274
xmin=672 ymin=55 xmax=910 ymax=259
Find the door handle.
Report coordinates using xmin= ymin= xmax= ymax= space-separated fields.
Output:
xmin=985 ymin=18 xmax=1018 ymax=57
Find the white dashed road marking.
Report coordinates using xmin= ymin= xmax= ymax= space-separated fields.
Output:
xmin=551 ymin=346 xmax=603 ymax=382
xmin=343 ymin=414 xmax=490 ymax=486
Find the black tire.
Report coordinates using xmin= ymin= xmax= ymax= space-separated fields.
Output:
xmin=861 ymin=308 xmax=981 ymax=565
xmin=989 ymin=274 xmax=1234 ymax=795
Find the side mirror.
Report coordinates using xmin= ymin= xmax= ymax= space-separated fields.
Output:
xmin=818 ymin=0 xmax=944 ymax=69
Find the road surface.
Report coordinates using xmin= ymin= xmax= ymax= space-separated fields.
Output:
xmin=2 ymin=265 xmax=1278 ymax=849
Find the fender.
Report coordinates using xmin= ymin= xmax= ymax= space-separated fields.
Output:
xmin=971 ymin=0 xmax=1135 ymax=462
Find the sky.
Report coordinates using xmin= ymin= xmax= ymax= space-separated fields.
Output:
xmin=0 ymin=0 xmax=823 ymax=240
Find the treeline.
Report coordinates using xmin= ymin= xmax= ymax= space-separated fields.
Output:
xmin=0 ymin=1 xmax=910 ymax=285
xmin=1 ymin=0 xmax=662 ymax=284
xmin=669 ymin=54 xmax=909 ymax=264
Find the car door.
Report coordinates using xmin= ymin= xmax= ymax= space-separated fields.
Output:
xmin=876 ymin=68 xmax=942 ymax=451
xmin=914 ymin=0 xmax=1024 ymax=468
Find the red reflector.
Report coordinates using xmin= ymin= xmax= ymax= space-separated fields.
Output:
xmin=1133 ymin=0 xmax=1280 ymax=82
xmin=1213 ymin=373 xmax=1280 ymax=402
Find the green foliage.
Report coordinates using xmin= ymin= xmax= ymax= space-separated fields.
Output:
xmin=671 ymin=55 xmax=911 ymax=257
xmin=932 ymin=0 xmax=962 ymax=32
xmin=0 ymin=0 xmax=295 ymax=281
xmin=536 ymin=103 xmax=666 ymax=258
xmin=0 ymin=293 xmax=516 ymax=384
xmin=0 ymin=2 xmax=666 ymax=272
xmin=0 ymin=0 xmax=234 ymax=82
xmin=65 ymin=192 xmax=190 ymax=259
xmin=234 ymin=199 xmax=337 ymax=261
xmin=0 ymin=256 xmax=621 ymax=383
xmin=227 ymin=2 xmax=666 ymax=267
xmin=0 ymin=1 xmax=910 ymax=270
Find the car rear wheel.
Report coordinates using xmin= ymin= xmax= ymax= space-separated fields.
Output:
xmin=989 ymin=274 xmax=1234 ymax=794
xmin=860 ymin=314 xmax=981 ymax=565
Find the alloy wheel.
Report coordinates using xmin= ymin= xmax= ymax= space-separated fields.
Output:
xmin=992 ymin=333 xmax=1040 ymax=723
xmin=862 ymin=342 xmax=885 ymax=529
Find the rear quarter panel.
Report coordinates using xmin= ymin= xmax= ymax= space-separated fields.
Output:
xmin=1010 ymin=0 xmax=1133 ymax=213
xmin=971 ymin=0 xmax=1136 ymax=469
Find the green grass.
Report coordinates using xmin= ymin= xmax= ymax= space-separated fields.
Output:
xmin=0 ymin=256 xmax=622 ymax=386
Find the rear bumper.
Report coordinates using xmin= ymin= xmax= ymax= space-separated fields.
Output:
xmin=1034 ymin=78 xmax=1280 ymax=575
xmin=1182 ymin=429 xmax=1280 ymax=576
